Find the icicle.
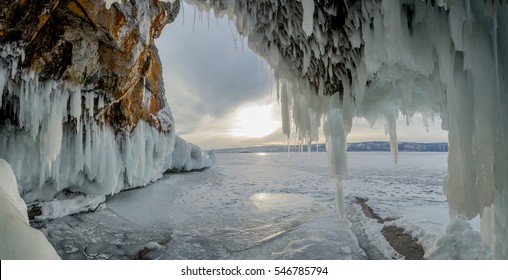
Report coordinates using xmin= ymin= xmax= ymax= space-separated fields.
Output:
xmin=0 ymin=68 xmax=7 ymax=107
xmin=301 ymin=0 xmax=315 ymax=36
xmin=384 ymin=111 xmax=398 ymax=165
xmin=43 ymin=86 xmax=68 ymax=172
xmin=84 ymin=92 xmax=92 ymax=118
xmin=192 ymin=6 xmax=197 ymax=33
xmin=323 ymin=94 xmax=348 ymax=219
xmin=421 ymin=112 xmax=430 ymax=133
xmin=0 ymin=59 xmax=212 ymax=206
xmin=281 ymin=82 xmax=291 ymax=138
xmin=276 ymin=77 xmax=280 ymax=101
xmin=70 ymin=86 xmax=82 ymax=132
xmin=228 ymin=20 xmax=238 ymax=52
xmin=181 ymin=1 xmax=185 ymax=25
xmin=342 ymin=85 xmax=353 ymax=134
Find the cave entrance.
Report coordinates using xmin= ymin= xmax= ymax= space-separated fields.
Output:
xmin=154 ymin=1 xmax=455 ymax=259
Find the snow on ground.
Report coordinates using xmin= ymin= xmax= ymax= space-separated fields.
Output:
xmin=0 ymin=159 xmax=60 ymax=259
xmin=35 ymin=152 xmax=460 ymax=259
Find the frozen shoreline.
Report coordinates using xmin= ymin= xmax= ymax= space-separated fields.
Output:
xmin=30 ymin=152 xmax=482 ymax=260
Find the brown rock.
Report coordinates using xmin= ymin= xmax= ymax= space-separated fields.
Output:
xmin=0 ymin=0 xmax=180 ymax=132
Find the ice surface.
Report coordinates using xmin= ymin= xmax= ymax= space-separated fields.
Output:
xmin=0 ymin=159 xmax=60 ymax=259
xmin=37 ymin=152 xmax=452 ymax=259
xmin=36 ymin=195 xmax=106 ymax=220
xmin=37 ymin=153 xmax=369 ymax=259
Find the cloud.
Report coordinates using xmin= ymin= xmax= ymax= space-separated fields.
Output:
xmin=157 ymin=4 xmax=272 ymax=121
xmin=176 ymin=94 xmax=284 ymax=150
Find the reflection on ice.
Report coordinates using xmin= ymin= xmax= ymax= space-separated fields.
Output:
xmin=249 ymin=192 xmax=314 ymax=212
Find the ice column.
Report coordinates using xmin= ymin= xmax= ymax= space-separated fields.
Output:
xmin=301 ymin=0 xmax=315 ymax=37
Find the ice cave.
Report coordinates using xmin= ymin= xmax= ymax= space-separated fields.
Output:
xmin=0 ymin=0 xmax=507 ymax=259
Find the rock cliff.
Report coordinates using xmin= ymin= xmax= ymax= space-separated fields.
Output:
xmin=0 ymin=0 xmax=213 ymax=216
xmin=1 ymin=0 xmax=179 ymax=132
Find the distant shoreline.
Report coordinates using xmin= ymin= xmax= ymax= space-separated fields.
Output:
xmin=214 ymin=141 xmax=448 ymax=153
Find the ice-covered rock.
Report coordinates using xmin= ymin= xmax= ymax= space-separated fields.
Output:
xmin=0 ymin=0 xmax=213 ymax=211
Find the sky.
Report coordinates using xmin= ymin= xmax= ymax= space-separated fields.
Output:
xmin=156 ymin=3 xmax=448 ymax=150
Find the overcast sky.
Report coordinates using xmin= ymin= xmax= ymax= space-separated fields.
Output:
xmin=156 ymin=3 xmax=448 ymax=150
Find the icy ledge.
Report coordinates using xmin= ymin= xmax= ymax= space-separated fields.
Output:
xmin=0 ymin=159 xmax=59 ymax=259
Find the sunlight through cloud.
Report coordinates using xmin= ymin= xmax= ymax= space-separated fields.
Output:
xmin=231 ymin=104 xmax=280 ymax=138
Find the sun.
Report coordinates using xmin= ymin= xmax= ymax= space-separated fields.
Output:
xmin=231 ymin=104 xmax=280 ymax=138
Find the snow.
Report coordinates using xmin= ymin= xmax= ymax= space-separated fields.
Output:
xmin=425 ymin=218 xmax=491 ymax=260
xmin=0 ymin=160 xmax=28 ymax=221
xmin=0 ymin=159 xmax=60 ymax=259
xmin=347 ymin=202 xmax=401 ymax=259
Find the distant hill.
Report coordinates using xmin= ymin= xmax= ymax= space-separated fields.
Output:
xmin=215 ymin=142 xmax=448 ymax=153
xmin=348 ymin=141 xmax=448 ymax=152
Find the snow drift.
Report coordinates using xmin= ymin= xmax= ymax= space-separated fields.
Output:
xmin=0 ymin=159 xmax=60 ymax=259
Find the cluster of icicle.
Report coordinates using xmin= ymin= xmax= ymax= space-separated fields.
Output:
xmin=186 ymin=0 xmax=507 ymax=258
xmin=0 ymin=43 xmax=214 ymax=214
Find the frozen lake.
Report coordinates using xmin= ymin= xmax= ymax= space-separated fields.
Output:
xmin=35 ymin=152 xmax=452 ymax=260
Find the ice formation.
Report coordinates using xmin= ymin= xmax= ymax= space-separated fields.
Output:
xmin=0 ymin=159 xmax=60 ymax=259
xmin=0 ymin=57 xmax=213 ymax=205
xmin=0 ymin=0 xmax=213 ymax=218
xmin=186 ymin=0 xmax=507 ymax=258
xmin=425 ymin=218 xmax=492 ymax=259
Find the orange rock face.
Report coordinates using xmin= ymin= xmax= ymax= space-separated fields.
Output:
xmin=0 ymin=0 xmax=179 ymax=132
